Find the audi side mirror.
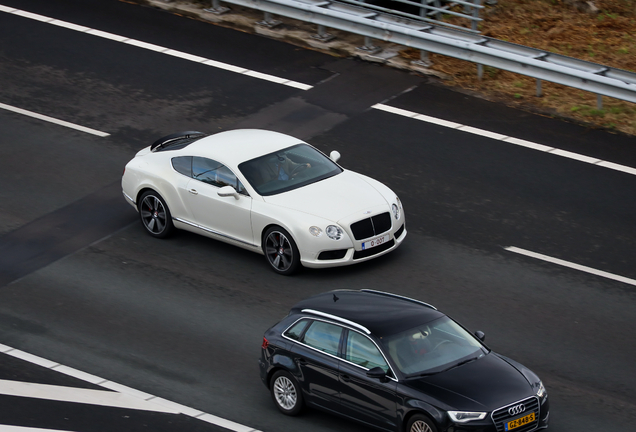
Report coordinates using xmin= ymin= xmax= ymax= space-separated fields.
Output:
xmin=366 ymin=366 xmax=388 ymax=382
xmin=330 ymin=150 xmax=341 ymax=163
xmin=475 ymin=331 xmax=486 ymax=342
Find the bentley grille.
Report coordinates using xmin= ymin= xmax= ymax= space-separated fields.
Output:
xmin=350 ymin=212 xmax=392 ymax=240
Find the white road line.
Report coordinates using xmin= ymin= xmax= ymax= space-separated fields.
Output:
xmin=372 ymin=103 xmax=636 ymax=177
xmin=505 ymin=246 xmax=636 ymax=287
xmin=0 ymin=343 xmax=262 ymax=432
xmin=0 ymin=426 xmax=78 ymax=432
xmin=0 ymin=379 xmax=179 ymax=413
xmin=0 ymin=102 xmax=110 ymax=137
xmin=0 ymin=5 xmax=313 ymax=91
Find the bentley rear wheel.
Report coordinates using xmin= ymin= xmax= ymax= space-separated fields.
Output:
xmin=138 ymin=191 xmax=174 ymax=239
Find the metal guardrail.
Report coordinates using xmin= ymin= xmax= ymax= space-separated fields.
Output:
xmin=213 ymin=0 xmax=636 ymax=104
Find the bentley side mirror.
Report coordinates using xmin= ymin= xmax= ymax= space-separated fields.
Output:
xmin=217 ymin=185 xmax=240 ymax=200
xmin=366 ymin=366 xmax=388 ymax=382
xmin=475 ymin=331 xmax=486 ymax=342
xmin=330 ymin=150 xmax=341 ymax=163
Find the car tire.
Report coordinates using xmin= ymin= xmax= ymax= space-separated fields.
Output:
xmin=270 ymin=370 xmax=303 ymax=416
xmin=138 ymin=190 xmax=175 ymax=239
xmin=406 ymin=414 xmax=438 ymax=432
xmin=262 ymin=226 xmax=301 ymax=275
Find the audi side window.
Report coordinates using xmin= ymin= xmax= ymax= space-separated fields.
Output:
xmin=172 ymin=156 xmax=192 ymax=177
xmin=302 ymin=321 xmax=343 ymax=356
xmin=345 ymin=331 xmax=389 ymax=373
xmin=284 ymin=319 xmax=309 ymax=341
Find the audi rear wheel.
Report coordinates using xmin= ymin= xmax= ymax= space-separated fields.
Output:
xmin=270 ymin=370 xmax=303 ymax=416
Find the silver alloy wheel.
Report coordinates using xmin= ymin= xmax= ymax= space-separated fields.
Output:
xmin=140 ymin=195 xmax=167 ymax=234
xmin=273 ymin=375 xmax=297 ymax=410
xmin=410 ymin=420 xmax=433 ymax=432
xmin=265 ymin=231 xmax=294 ymax=272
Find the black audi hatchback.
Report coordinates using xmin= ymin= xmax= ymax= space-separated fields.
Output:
xmin=259 ymin=290 xmax=549 ymax=432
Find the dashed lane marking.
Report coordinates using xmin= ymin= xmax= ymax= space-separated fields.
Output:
xmin=505 ymin=246 xmax=636 ymax=287
xmin=0 ymin=4 xmax=313 ymax=91
xmin=0 ymin=102 xmax=110 ymax=137
xmin=0 ymin=343 xmax=262 ymax=432
xmin=373 ymin=103 xmax=636 ymax=177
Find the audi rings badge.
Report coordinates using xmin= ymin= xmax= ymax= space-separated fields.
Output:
xmin=508 ymin=404 xmax=526 ymax=416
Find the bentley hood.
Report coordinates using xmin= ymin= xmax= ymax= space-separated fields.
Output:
xmin=262 ymin=171 xmax=392 ymax=222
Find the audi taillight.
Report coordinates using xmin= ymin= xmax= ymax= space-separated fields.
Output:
xmin=261 ymin=337 xmax=269 ymax=349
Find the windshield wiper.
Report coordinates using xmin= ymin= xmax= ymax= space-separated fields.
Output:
xmin=406 ymin=356 xmax=481 ymax=379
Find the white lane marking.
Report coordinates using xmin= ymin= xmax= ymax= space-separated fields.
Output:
xmin=0 ymin=102 xmax=110 ymax=137
xmin=0 ymin=379 xmax=179 ymax=413
xmin=505 ymin=246 xmax=636 ymax=287
xmin=0 ymin=426 xmax=78 ymax=432
xmin=0 ymin=5 xmax=313 ymax=91
xmin=373 ymin=103 xmax=636 ymax=176
xmin=0 ymin=343 xmax=262 ymax=432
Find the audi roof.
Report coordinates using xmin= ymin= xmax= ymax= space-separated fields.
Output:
xmin=289 ymin=290 xmax=444 ymax=338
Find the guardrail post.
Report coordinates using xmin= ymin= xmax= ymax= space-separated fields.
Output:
xmin=597 ymin=94 xmax=603 ymax=109
xmin=536 ymin=79 xmax=543 ymax=97
xmin=472 ymin=0 xmax=482 ymax=32
xmin=412 ymin=50 xmax=433 ymax=68
xmin=358 ymin=36 xmax=381 ymax=54
xmin=477 ymin=64 xmax=483 ymax=80
xmin=313 ymin=25 xmax=335 ymax=42
xmin=257 ymin=12 xmax=282 ymax=27
xmin=204 ymin=0 xmax=230 ymax=14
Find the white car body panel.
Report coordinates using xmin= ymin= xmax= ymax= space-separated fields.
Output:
xmin=122 ymin=129 xmax=406 ymax=270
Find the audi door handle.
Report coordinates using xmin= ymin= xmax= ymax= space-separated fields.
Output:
xmin=341 ymin=374 xmax=351 ymax=382
xmin=189 ymin=189 xmax=198 ymax=195
xmin=297 ymin=358 xmax=308 ymax=365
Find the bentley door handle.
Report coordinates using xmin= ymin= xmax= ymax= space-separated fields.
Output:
xmin=189 ymin=189 xmax=198 ymax=195
xmin=297 ymin=358 xmax=308 ymax=365
xmin=340 ymin=374 xmax=351 ymax=382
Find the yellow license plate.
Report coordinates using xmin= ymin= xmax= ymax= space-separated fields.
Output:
xmin=505 ymin=412 xmax=535 ymax=431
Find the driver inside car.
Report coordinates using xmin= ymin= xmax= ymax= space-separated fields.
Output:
xmin=268 ymin=155 xmax=311 ymax=181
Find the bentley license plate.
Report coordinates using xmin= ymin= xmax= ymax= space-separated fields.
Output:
xmin=362 ymin=235 xmax=389 ymax=250
xmin=505 ymin=412 xmax=535 ymax=430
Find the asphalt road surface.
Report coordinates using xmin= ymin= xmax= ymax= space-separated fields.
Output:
xmin=1 ymin=1 xmax=635 ymax=431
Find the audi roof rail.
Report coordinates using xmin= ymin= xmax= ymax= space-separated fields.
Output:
xmin=301 ymin=309 xmax=371 ymax=334
xmin=150 ymin=131 xmax=207 ymax=152
xmin=360 ymin=289 xmax=437 ymax=310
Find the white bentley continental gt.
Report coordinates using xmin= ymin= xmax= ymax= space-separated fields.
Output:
xmin=121 ymin=129 xmax=406 ymax=275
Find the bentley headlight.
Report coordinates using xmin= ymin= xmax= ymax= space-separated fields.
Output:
xmin=309 ymin=226 xmax=322 ymax=237
xmin=392 ymin=196 xmax=402 ymax=220
xmin=448 ymin=411 xmax=487 ymax=423
xmin=536 ymin=380 xmax=547 ymax=398
xmin=326 ymin=225 xmax=343 ymax=240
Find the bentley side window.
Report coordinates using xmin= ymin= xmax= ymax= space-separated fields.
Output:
xmin=192 ymin=157 xmax=247 ymax=194
xmin=345 ymin=331 xmax=389 ymax=372
xmin=302 ymin=321 xmax=343 ymax=356
xmin=171 ymin=156 xmax=192 ymax=177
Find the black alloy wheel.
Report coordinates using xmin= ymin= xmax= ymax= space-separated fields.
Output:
xmin=138 ymin=191 xmax=174 ymax=238
xmin=270 ymin=370 xmax=303 ymax=416
xmin=407 ymin=414 xmax=438 ymax=432
xmin=263 ymin=226 xmax=300 ymax=275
